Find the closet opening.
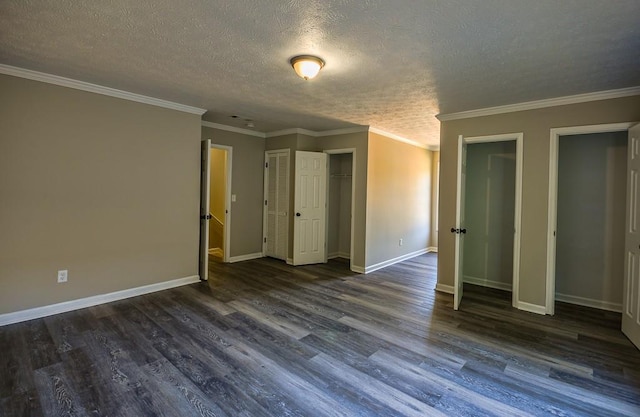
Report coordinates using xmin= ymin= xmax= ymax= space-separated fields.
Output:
xmin=453 ymin=133 xmax=523 ymax=311
xmin=326 ymin=149 xmax=355 ymax=269
xmin=550 ymin=130 xmax=627 ymax=314
xmin=462 ymin=141 xmax=517 ymax=296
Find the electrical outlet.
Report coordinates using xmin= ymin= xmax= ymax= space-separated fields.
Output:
xmin=57 ymin=269 xmax=68 ymax=283
xmin=399 ymin=238 xmax=403 ymax=246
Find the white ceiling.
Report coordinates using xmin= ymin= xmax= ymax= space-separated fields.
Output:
xmin=1 ymin=1 xmax=639 ymax=146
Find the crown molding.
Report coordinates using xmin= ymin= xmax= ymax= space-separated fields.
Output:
xmin=436 ymin=86 xmax=640 ymax=122
xmin=265 ymin=128 xmax=311 ymax=137
xmin=265 ymin=126 xmax=368 ymax=138
xmin=201 ymin=121 xmax=266 ymax=138
xmin=0 ymin=64 xmax=207 ymax=115
xmin=369 ymin=127 xmax=433 ymax=150
xmin=201 ymin=121 xmax=439 ymax=150
xmin=316 ymin=127 xmax=369 ymax=137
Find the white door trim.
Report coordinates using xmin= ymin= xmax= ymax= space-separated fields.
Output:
xmin=460 ymin=133 xmax=523 ymax=309
xmin=199 ymin=139 xmax=211 ymax=280
xmin=454 ymin=135 xmax=466 ymax=310
xmin=210 ymin=143 xmax=233 ymax=263
xmin=546 ymin=122 xmax=636 ymax=315
xmin=324 ymin=148 xmax=357 ymax=272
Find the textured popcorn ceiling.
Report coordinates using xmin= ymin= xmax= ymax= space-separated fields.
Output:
xmin=1 ymin=1 xmax=639 ymax=146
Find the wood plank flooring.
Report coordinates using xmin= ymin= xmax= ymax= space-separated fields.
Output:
xmin=2 ymin=253 xmax=640 ymax=416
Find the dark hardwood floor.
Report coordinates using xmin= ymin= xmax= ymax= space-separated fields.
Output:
xmin=2 ymin=253 xmax=640 ymax=416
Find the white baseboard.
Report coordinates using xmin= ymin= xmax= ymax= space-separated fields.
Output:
xmin=351 ymin=265 xmax=365 ymax=274
xmin=228 ymin=252 xmax=263 ymax=263
xmin=0 ymin=275 xmax=200 ymax=326
xmin=286 ymin=258 xmax=294 ymax=265
xmin=328 ymin=252 xmax=351 ymax=260
xmin=427 ymin=246 xmax=438 ymax=253
xmin=516 ymin=301 xmax=547 ymax=315
xmin=464 ymin=275 xmax=512 ymax=291
xmin=435 ymin=283 xmax=454 ymax=294
xmin=363 ymin=248 xmax=429 ymax=274
xmin=555 ymin=293 xmax=622 ymax=313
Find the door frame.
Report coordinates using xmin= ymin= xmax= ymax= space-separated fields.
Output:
xmin=546 ymin=122 xmax=635 ymax=315
xmin=324 ymin=148 xmax=356 ymax=272
xmin=262 ymin=148 xmax=291 ymax=260
xmin=199 ymin=139 xmax=211 ymax=280
xmin=453 ymin=135 xmax=467 ymax=310
xmin=457 ymin=133 xmax=523 ymax=309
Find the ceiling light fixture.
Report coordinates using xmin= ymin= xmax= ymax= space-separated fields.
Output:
xmin=290 ymin=55 xmax=325 ymax=80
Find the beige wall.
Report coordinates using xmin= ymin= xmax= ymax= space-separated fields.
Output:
xmin=431 ymin=151 xmax=440 ymax=248
xmin=209 ymin=148 xmax=227 ymax=222
xmin=0 ymin=74 xmax=202 ymax=314
xmin=208 ymin=148 xmax=226 ymax=250
xmin=366 ymin=132 xmax=432 ymax=267
xmin=438 ymin=95 xmax=640 ymax=308
xmin=201 ymin=127 xmax=265 ymax=257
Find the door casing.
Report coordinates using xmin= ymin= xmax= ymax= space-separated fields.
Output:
xmin=546 ymin=123 xmax=635 ymax=315
xmin=454 ymin=133 xmax=523 ymax=310
xmin=199 ymin=139 xmax=211 ymax=280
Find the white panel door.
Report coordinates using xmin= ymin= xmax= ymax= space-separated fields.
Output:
xmin=263 ymin=151 xmax=289 ymax=260
xmin=453 ymin=135 xmax=467 ymax=310
xmin=623 ymin=123 xmax=640 ymax=349
xmin=293 ymin=151 xmax=327 ymax=265
xmin=199 ymin=139 xmax=211 ymax=281
xmin=276 ymin=153 xmax=290 ymax=260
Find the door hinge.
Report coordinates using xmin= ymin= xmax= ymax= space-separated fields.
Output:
xmin=264 ymin=237 xmax=267 ymax=243
xmin=265 ymin=162 xmax=268 ymax=168
xmin=265 ymin=200 xmax=268 ymax=206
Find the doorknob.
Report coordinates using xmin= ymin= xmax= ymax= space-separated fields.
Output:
xmin=296 ymin=212 xmax=301 ymax=217
xmin=460 ymin=228 xmax=467 ymax=234
xmin=450 ymin=227 xmax=459 ymax=233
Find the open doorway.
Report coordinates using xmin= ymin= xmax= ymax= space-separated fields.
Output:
xmin=547 ymin=124 xmax=633 ymax=314
xmin=327 ymin=151 xmax=354 ymax=265
xmin=453 ymin=133 xmax=523 ymax=310
xmin=208 ymin=146 xmax=230 ymax=262
xmin=199 ymin=141 xmax=232 ymax=280
xmin=463 ymin=141 xmax=517 ymax=292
